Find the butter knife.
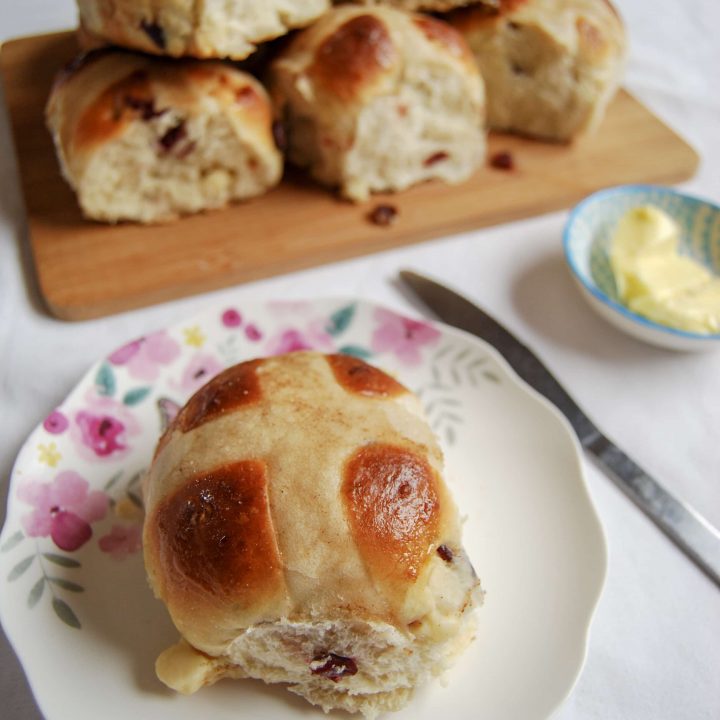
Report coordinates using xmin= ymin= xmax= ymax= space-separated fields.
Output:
xmin=399 ymin=270 xmax=720 ymax=588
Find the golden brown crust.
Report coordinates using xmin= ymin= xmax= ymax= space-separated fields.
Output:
xmin=143 ymin=352 xmax=466 ymax=655
xmin=446 ymin=0 xmax=626 ymax=141
xmin=576 ymin=15 xmax=610 ymax=61
xmin=150 ymin=460 xmax=284 ymax=602
xmin=52 ymin=48 xmax=113 ymax=93
xmin=268 ymin=5 xmax=485 ymax=200
xmin=175 ymin=359 xmax=263 ymax=433
xmin=76 ymin=0 xmax=330 ymax=60
xmin=49 ymin=52 xmax=280 ymax=161
xmin=448 ymin=0 xmax=529 ymax=30
xmin=326 ymin=354 xmax=408 ymax=398
xmin=309 ymin=14 xmax=398 ymax=102
xmin=412 ymin=15 xmax=474 ymax=64
xmin=450 ymin=0 xmax=620 ymax=39
xmin=154 ymin=359 xmax=264 ymax=459
xmin=343 ymin=443 xmax=440 ymax=583
xmin=75 ymin=70 xmax=154 ymax=148
xmin=142 ymin=351 xmax=481 ymax=713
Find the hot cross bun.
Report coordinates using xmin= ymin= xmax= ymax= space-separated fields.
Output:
xmin=143 ymin=351 xmax=481 ymax=716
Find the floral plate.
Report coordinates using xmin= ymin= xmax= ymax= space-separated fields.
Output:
xmin=0 ymin=298 xmax=607 ymax=720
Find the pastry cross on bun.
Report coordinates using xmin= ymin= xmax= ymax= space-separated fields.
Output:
xmin=143 ymin=352 xmax=481 ymax=717
xmin=269 ymin=6 xmax=486 ymax=201
xmin=46 ymin=50 xmax=283 ymax=223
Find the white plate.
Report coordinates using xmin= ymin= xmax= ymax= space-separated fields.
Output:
xmin=0 ymin=297 xmax=606 ymax=720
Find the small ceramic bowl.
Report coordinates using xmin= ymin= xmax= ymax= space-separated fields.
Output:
xmin=563 ymin=184 xmax=720 ymax=351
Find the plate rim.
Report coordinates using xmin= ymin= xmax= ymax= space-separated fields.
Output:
xmin=0 ymin=294 xmax=608 ymax=720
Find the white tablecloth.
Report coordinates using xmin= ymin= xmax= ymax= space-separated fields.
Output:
xmin=1 ymin=1 xmax=718 ymax=718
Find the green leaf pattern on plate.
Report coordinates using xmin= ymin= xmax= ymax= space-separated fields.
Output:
xmin=95 ymin=363 xmax=116 ymax=397
xmin=1 ymin=530 xmax=24 ymax=553
xmin=326 ymin=304 xmax=356 ymax=336
xmin=7 ymin=555 xmax=34 ymax=582
xmin=122 ymin=387 xmax=151 ymax=406
xmin=417 ymin=344 xmax=496 ymax=447
xmin=52 ymin=597 xmax=81 ymax=629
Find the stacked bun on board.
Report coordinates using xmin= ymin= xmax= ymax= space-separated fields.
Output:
xmin=47 ymin=0 xmax=626 ymax=222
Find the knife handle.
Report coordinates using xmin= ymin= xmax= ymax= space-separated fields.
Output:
xmin=585 ymin=432 xmax=720 ymax=588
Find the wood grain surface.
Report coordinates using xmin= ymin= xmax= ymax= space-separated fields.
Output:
xmin=1 ymin=31 xmax=700 ymax=321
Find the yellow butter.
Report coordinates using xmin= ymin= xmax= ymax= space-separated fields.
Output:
xmin=630 ymin=255 xmax=712 ymax=300
xmin=609 ymin=205 xmax=720 ymax=334
xmin=156 ymin=639 xmax=222 ymax=695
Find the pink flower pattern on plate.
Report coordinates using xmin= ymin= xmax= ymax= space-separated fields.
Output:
xmin=108 ymin=331 xmax=181 ymax=382
xmin=75 ymin=412 xmax=126 ymax=457
xmin=245 ymin=323 xmax=262 ymax=341
xmin=7 ymin=300 xmax=454 ymax=633
xmin=370 ymin=308 xmax=441 ymax=365
xmin=221 ymin=308 xmax=242 ymax=328
xmin=17 ymin=471 xmax=108 ymax=552
xmin=70 ymin=394 xmax=141 ymax=463
xmin=173 ymin=353 xmax=225 ymax=394
xmin=265 ymin=319 xmax=334 ymax=356
xmin=43 ymin=410 xmax=69 ymax=435
xmin=98 ymin=524 xmax=143 ymax=560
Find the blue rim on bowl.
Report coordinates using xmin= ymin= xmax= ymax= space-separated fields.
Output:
xmin=563 ymin=184 xmax=720 ymax=346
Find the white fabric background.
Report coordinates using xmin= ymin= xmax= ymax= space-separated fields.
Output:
xmin=1 ymin=1 xmax=718 ymax=718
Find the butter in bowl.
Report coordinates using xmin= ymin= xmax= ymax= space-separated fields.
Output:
xmin=563 ymin=184 xmax=720 ymax=351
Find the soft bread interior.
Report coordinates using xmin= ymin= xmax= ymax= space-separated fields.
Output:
xmin=78 ymin=110 xmax=278 ymax=223
xmin=159 ymin=612 xmax=477 ymax=719
xmin=342 ymin=61 xmax=485 ymax=200
xmin=271 ymin=7 xmax=485 ymax=201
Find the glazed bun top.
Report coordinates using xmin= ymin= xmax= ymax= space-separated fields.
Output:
xmin=271 ymin=5 xmax=479 ymax=112
xmin=143 ymin=352 xmax=471 ymax=656
xmin=47 ymin=50 xmax=276 ymax=181
xmin=449 ymin=0 xmax=626 ymax=68
xmin=76 ymin=0 xmax=331 ymax=60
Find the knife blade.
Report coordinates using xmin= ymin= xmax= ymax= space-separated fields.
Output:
xmin=399 ymin=269 xmax=720 ymax=588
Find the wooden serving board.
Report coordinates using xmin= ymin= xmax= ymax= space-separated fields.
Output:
xmin=1 ymin=31 xmax=699 ymax=321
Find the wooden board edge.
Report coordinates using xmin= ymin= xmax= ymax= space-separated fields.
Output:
xmin=24 ymin=163 xmax=706 ymax=322
xmin=37 ymin=166 xmax=698 ymax=322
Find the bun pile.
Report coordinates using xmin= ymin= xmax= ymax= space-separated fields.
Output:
xmin=47 ymin=0 xmax=625 ymax=224
xmin=143 ymin=352 xmax=481 ymax=717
